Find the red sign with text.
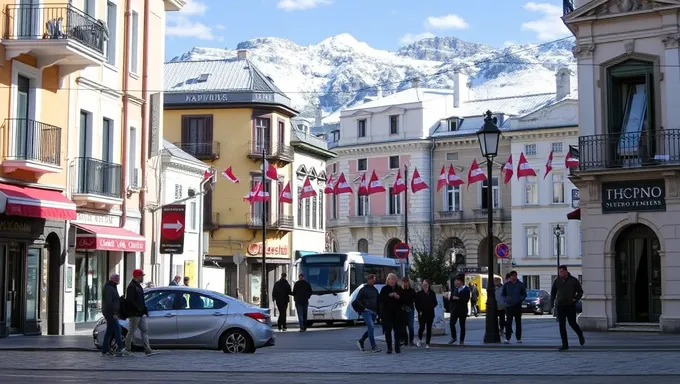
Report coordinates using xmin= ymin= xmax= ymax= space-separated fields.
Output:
xmin=247 ymin=243 xmax=289 ymax=256
xmin=76 ymin=236 xmax=146 ymax=252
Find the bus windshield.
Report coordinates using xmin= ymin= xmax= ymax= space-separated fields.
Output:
xmin=300 ymin=262 xmax=347 ymax=294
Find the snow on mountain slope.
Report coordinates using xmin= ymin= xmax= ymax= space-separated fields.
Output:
xmin=170 ymin=34 xmax=576 ymax=124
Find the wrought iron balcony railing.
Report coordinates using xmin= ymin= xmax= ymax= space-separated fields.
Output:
xmin=175 ymin=141 xmax=220 ymax=160
xmin=4 ymin=118 xmax=61 ymax=166
xmin=71 ymin=157 xmax=122 ymax=198
xmin=248 ymin=141 xmax=294 ymax=162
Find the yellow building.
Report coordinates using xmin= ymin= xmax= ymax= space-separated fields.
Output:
xmin=163 ymin=49 xmax=298 ymax=307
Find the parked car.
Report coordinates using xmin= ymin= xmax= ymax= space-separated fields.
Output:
xmin=93 ymin=286 xmax=274 ymax=354
xmin=521 ymin=289 xmax=552 ymax=315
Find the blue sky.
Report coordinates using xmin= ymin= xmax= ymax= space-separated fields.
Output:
xmin=164 ymin=0 xmax=571 ymax=60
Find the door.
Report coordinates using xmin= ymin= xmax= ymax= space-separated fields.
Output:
xmin=6 ymin=243 xmax=25 ymax=334
xmin=176 ymin=293 xmax=227 ymax=347
xmin=79 ymin=111 xmax=91 ymax=192
xmin=255 ymin=118 xmax=270 ymax=153
xmin=15 ymin=75 xmax=31 ymax=160
xmin=143 ymin=291 xmax=178 ymax=345
xmin=615 ymin=224 xmax=661 ymax=323
xmin=102 ymin=118 xmax=113 ymax=194
xmin=278 ymin=120 xmax=285 ymax=147
xmin=17 ymin=0 xmax=38 ymax=39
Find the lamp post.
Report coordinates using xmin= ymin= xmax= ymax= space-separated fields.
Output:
xmin=476 ymin=110 xmax=502 ymax=344
xmin=554 ymin=224 xmax=564 ymax=276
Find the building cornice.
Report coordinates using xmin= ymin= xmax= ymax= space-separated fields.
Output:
xmin=76 ymin=77 xmax=124 ymax=99
xmin=503 ymin=127 xmax=579 ymax=141
xmin=335 ymin=140 xmax=431 ymax=155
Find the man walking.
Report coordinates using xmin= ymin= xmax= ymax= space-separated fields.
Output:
xmin=501 ymin=270 xmax=526 ymax=344
xmin=169 ymin=275 xmax=181 ymax=286
xmin=125 ymin=269 xmax=158 ymax=356
xmin=292 ymin=273 xmax=313 ymax=331
xmin=468 ymin=282 xmax=479 ymax=317
xmin=494 ymin=277 xmax=507 ymax=335
xmin=448 ymin=275 xmax=470 ymax=345
xmin=354 ymin=274 xmax=381 ymax=353
xmin=101 ymin=274 xmax=128 ymax=356
xmin=551 ymin=265 xmax=586 ymax=351
xmin=272 ymin=273 xmax=292 ymax=331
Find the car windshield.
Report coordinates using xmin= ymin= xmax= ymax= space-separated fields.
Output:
xmin=300 ymin=263 xmax=347 ymax=294
xmin=526 ymin=290 xmax=540 ymax=298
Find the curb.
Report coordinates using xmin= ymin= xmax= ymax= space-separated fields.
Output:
xmin=0 ymin=347 xmax=97 ymax=352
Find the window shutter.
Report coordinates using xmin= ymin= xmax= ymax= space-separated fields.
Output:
xmin=205 ymin=115 xmax=214 ymax=144
xmin=181 ymin=116 xmax=189 ymax=144
xmin=203 ymin=188 xmax=213 ymax=227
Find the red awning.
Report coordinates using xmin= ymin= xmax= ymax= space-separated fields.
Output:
xmin=75 ymin=224 xmax=146 ymax=252
xmin=0 ymin=183 xmax=76 ymax=220
xmin=567 ymin=208 xmax=581 ymax=221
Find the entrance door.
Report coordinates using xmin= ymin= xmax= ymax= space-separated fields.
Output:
xmin=16 ymin=75 xmax=31 ymax=160
xmin=6 ymin=243 xmax=25 ymax=334
xmin=615 ymin=224 xmax=662 ymax=323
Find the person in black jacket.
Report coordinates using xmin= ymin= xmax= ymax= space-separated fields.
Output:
xmin=448 ymin=275 xmax=471 ymax=345
xmin=101 ymin=274 xmax=127 ymax=356
xmin=354 ymin=274 xmax=381 ymax=353
xmin=400 ymin=277 xmax=417 ymax=346
xmin=124 ymin=269 xmax=157 ymax=356
xmin=272 ymin=273 xmax=292 ymax=331
xmin=379 ymin=273 xmax=404 ymax=354
xmin=415 ymin=279 xmax=438 ymax=348
xmin=551 ymin=265 xmax=585 ymax=351
xmin=292 ymin=273 xmax=313 ymax=331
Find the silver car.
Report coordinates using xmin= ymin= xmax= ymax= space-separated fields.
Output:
xmin=93 ymin=286 xmax=275 ymax=353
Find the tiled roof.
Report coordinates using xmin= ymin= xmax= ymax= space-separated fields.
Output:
xmin=343 ymin=88 xmax=453 ymax=112
xmin=162 ymin=140 xmax=206 ymax=167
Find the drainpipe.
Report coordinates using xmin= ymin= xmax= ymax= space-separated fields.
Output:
xmin=139 ymin=0 xmax=150 ymax=269
xmin=120 ymin=0 xmax=132 ymax=233
xmin=429 ymin=137 xmax=435 ymax=254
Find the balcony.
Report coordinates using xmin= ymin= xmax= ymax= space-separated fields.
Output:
xmin=247 ymin=141 xmax=294 ymax=163
xmin=247 ymin=213 xmax=294 ymax=231
xmin=2 ymin=118 xmax=61 ymax=175
xmin=174 ymin=141 xmax=220 ymax=161
xmin=472 ymin=208 xmax=510 ymax=222
xmin=578 ymin=130 xmax=680 ymax=172
xmin=3 ymin=4 xmax=106 ymax=80
xmin=435 ymin=210 xmax=464 ymax=223
xmin=563 ymin=0 xmax=574 ymax=15
xmin=71 ymin=157 xmax=122 ymax=208
xmin=348 ymin=215 xmax=404 ymax=227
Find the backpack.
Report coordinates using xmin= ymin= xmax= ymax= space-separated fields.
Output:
xmin=352 ymin=297 xmax=363 ymax=314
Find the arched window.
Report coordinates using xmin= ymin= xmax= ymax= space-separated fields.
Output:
xmin=357 ymin=238 xmax=369 ymax=253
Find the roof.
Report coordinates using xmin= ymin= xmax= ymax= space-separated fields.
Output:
xmin=343 ymin=88 xmax=454 ymax=112
xmin=162 ymin=140 xmax=207 ymax=169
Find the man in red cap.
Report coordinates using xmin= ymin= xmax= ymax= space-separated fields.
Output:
xmin=124 ymin=269 xmax=158 ymax=355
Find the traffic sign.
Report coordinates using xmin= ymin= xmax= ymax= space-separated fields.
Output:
xmin=495 ymin=242 xmax=509 ymax=259
xmin=160 ymin=204 xmax=186 ymax=254
xmin=394 ymin=242 xmax=410 ymax=259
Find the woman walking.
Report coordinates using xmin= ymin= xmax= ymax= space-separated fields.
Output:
xmin=415 ymin=279 xmax=438 ymax=349
xmin=400 ymin=277 xmax=416 ymax=347
xmin=379 ymin=273 xmax=404 ymax=354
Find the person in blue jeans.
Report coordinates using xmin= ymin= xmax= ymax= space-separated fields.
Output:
xmin=400 ymin=277 xmax=417 ymax=346
xmin=355 ymin=274 xmax=381 ymax=352
xmin=101 ymin=274 xmax=127 ymax=356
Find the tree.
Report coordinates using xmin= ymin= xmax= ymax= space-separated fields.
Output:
xmin=409 ymin=247 xmax=449 ymax=286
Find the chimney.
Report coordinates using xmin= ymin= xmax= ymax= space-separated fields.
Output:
xmin=556 ymin=67 xmax=572 ymax=100
xmin=453 ymin=69 xmax=469 ymax=108
xmin=315 ymin=105 xmax=323 ymax=127
xmin=237 ymin=49 xmax=248 ymax=60
xmin=411 ymin=78 xmax=421 ymax=89
xmin=376 ymin=85 xmax=383 ymax=99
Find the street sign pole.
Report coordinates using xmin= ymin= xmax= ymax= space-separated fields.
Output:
xmin=168 ymin=254 xmax=173 ymax=284
xmin=403 ymin=165 xmax=409 ymax=245
xmin=261 ymin=146 xmax=268 ymax=309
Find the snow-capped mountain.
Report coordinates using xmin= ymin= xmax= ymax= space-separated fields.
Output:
xmin=170 ymin=34 xmax=576 ymax=124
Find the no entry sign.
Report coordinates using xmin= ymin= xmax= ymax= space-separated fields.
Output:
xmin=160 ymin=204 xmax=186 ymax=254
xmin=394 ymin=242 xmax=410 ymax=259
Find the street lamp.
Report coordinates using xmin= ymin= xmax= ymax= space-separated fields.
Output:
xmin=476 ymin=110 xmax=502 ymax=344
xmin=554 ymin=224 xmax=564 ymax=276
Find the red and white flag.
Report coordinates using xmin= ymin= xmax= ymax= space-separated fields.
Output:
xmin=502 ymin=155 xmax=514 ymax=184
xmin=250 ymin=182 xmax=270 ymax=204
xmin=392 ymin=170 xmax=406 ymax=195
xmin=324 ymin=174 xmax=335 ymax=194
xmin=517 ymin=152 xmax=537 ymax=179
xmin=243 ymin=183 xmax=257 ymax=203
xmin=222 ymin=166 xmax=239 ymax=183
xmin=358 ymin=173 xmax=369 ymax=196
xmin=436 ymin=165 xmax=448 ymax=192
xmin=367 ymin=171 xmax=386 ymax=195
xmin=203 ymin=168 xmax=215 ymax=182
xmin=411 ymin=167 xmax=429 ymax=193
xmin=263 ymin=160 xmax=278 ymax=180
xmin=447 ymin=165 xmax=464 ymax=188
xmin=279 ymin=182 xmax=293 ymax=204
xmin=565 ymin=152 xmax=579 ymax=168
xmin=544 ymin=150 xmax=554 ymax=179
xmin=333 ymin=173 xmax=353 ymax=195
xmin=299 ymin=177 xmax=317 ymax=199
xmin=467 ymin=159 xmax=486 ymax=188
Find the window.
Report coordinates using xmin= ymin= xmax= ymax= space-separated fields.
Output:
xmin=357 ymin=195 xmax=369 ymax=216
xmin=525 ymin=226 xmax=539 ymax=257
xmin=304 ymin=197 xmax=310 ymax=228
xmin=106 ymin=1 xmax=117 ymax=65
xmin=84 ymin=0 xmax=96 ymax=17
xmin=552 ymin=173 xmax=565 ymax=204
xmin=357 ymin=119 xmax=367 ymax=137
xmin=522 ymin=275 xmax=540 ymax=290
xmin=480 ymin=177 xmax=500 ymax=209
xmin=319 ymin=191 xmax=324 ymax=230
xmin=553 ymin=224 xmax=567 ymax=257
xmin=297 ymin=187 xmax=303 ymax=226
xmin=524 ymin=176 xmax=538 ymax=205
xmin=312 ymin=195 xmax=318 ymax=229
xmin=331 ymin=195 xmax=338 ymax=220
xmin=389 ymin=115 xmax=399 ymax=134
xmin=448 ymin=119 xmax=458 ymax=132
xmin=552 ymin=142 xmax=563 ymax=153
xmin=102 ymin=118 xmax=113 ymax=163
xmin=446 ymin=152 xmax=458 ymax=161
xmin=332 ymin=163 xmax=337 ymax=174
xmin=389 ymin=156 xmax=399 ymax=169
xmin=144 ymin=291 xmax=176 ymax=312
xmin=388 ymin=187 xmax=401 ymax=214
xmin=445 ymin=185 xmax=461 ymax=211
xmin=357 ymin=158 xmax=367 ymax=171
xmin=181 ymin=115 xmax=214 ymax=157
xmin=251 ymin=179 xmax=270 ymax=224
xmin=189 ymin=201 xmax=197 ymax=230
xmin=179 ymin=293 xmax=226 ymax=310
xmin=254 ymin=117 xmax=271 ymax=152
xmin=130 ymin=11 xmax=139 ymax=74
xmin=524 ymin=144 xmax=537 ymax=156
xmin=75 ymin=251 xmax=109 ymax=322
xmin=203 ymin=188 xmax=213 ymax=227
xmin=278 ymin=121 xmax=285 ymax=145
xmin=331 ymin=130 xmax=340 ymax=142
xmin=357 ymin=239 xmax=369 ymax=253
xmin=174 ymin=184 xmax=182 ymax=200
xmin=128 ymin=126 xmax=137 ymax=187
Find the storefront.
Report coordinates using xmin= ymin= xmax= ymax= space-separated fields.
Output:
xmin=245 ymin=241 xmax=291 ymax=309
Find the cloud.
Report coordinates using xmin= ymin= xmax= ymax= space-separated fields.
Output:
xmin=425 ymin=14 xmax=469 ymax=30
xmin=215 ymin=24 xmax=225 ymax=30
xmin=521 ymin=2 xmax=570 ymax=41
xmin=181 ymin=0 xmax=208 ymax=15
xmin=400 ymin=32 xmax=436 ymax=45
xmin=165 ymin=0 xmax=216 ymax=40
xmin=277 ymin=0 xmax=332 ymax=11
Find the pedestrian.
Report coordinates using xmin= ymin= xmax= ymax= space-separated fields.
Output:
xmin=101 ymin=273 xmax=128 ymax=357
xmin=448 ymin=275 xmax=470 ymax=345
xmin=272 ymin=273 xmax=292 ymax=331
xmin=292 ymin=273 xmax=313 ymax=331
xmin=354 ymin=274 xmax=381 ymax=353
xmin=468 ymin=282 xmax=479 ymax=317
xmin=379 ymin=273 xmax=403 ymax=354
xmin=494 ymin=277 xmax=507 ymax=335
xmin=400 ymin=277 xmax=416 ymax=347
xmin=415 ymin=279 xmax=438 ymax=349
xmin=183 ymin=276 xmax=190 ymax=286
xmin=551 ymin=265 xmax=586 ymax=351
xmin=169 ymin=275 xmax=181 ymax=286
xmin=501 ymin=270 xmax=527 ymax=344
xmin=124 ymin=269 xmax=158 ymax=356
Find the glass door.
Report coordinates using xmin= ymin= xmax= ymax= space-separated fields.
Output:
xmin=7 ymin=243 xmax=25 ymax=334
xmin=17 ymin=0 xmax=38 ymax=39
xmin=16 ymin=75 xmax=31 ymax=160
xmin=24 ymin=248 xmax=40 ymax=334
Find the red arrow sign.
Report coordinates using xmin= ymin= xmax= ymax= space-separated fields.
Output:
xmin=161 ymin=206 xmax=186 ymax=241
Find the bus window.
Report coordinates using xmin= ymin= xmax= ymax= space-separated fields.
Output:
xmin=349 ymin=265 xmax=358 ymax=293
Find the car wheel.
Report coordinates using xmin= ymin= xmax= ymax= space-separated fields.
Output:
xmin=220 ymin=329 xmax=254 ymax=354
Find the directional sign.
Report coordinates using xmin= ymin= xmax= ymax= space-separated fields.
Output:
xmin=495 ymin=242 xmax=509 ymax=259
xmin=160 ymin=204 xmax=186 ymax=254
xmin=394 ymin=242 xmax=410 ymax=259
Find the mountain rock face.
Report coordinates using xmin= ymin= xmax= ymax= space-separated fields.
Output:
xmin=170 ymin=34 xmax=576 ymax=123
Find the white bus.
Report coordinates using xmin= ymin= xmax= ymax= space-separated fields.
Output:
xmin=294 ymin=252 xmax=406 ymax=327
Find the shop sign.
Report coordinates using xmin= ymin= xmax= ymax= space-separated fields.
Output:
xmin=0 ymin=219 xmax=32 ymax=233
xmin=76 ymin=236 xmax=146 ymax=252
xmin=601 ymin=179 xmax=666 ymax=213
xmin=75 ymin=212 xmax=119 ymax=226
xmin=246 ymin=242 xmax=289 ymax=257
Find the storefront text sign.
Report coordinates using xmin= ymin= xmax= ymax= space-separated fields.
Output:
xmin=247 ymin=242 xmax=289 ymax=257
xmin=601 ymin=179 xmax=666 ymax=213
xmin=76 ymin=236 xmax=146 ymax=252
xmin=0 ymin=219 xmax=31 ymax=233
xmin=75 ymin=212 xmax=119 ymax=226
